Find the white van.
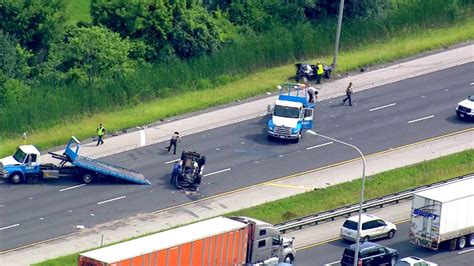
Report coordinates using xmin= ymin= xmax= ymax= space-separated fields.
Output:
xmin=456 ymin=95 xmax=474 ymax=120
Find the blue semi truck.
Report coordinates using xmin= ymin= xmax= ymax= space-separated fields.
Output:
xmin=0 ymin=136 xmax=150 ymax=185
xmin=267 ymin=83 xmax=315 ymax=142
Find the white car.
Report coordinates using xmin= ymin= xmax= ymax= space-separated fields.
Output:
xmin=395 ymin=256 xmax=438 ymax=266
xmin=456 ymin=95 xmax=474 ymax=120
xmin=340 ymin=214 xmax=397 ymax=242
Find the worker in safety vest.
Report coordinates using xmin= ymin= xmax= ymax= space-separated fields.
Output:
xmin=96 ymin=124 xmax=105 ymax=146
xmin=316 ymin=62 xmax=324 ymax=84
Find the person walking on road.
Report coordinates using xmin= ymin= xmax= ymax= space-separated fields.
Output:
xmin=96 ymin=123 xmax=105 ymax=146
xmin=342 ymin=82 xmax=354 ymax=106
xmin=166 ymin=131 xmax=181 ymax=155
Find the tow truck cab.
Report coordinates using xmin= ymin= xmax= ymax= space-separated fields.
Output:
xmin=0 ymin=145 xmax=41 ymax=183
xmin=267 ymin=83 xmax=315 ymax=142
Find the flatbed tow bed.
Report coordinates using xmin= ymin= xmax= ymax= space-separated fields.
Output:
xmin=1 ymin=136 xmax=150 ymax=185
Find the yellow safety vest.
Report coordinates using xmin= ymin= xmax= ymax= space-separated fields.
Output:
xmin=97 ymin=127 xmax=105 ymax=136
xmin=317 ymin=64 xmax=324 ymax=75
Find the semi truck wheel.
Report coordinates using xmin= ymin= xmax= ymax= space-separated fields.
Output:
xmin=9 ymin=172 xmax=22 ymax=184
xmin=457 ymin=236 xmax=467 ymax=250
xmin=468 ymin=234 xmax=474 ymax=246
xmin=284 ymin=254 xmax=294 ymax=264
xmin=82 ymin=174 xmax=93 ymax=184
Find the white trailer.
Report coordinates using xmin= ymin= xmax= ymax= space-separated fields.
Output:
xmin=409 ymin=178 xmax=474 ymax=250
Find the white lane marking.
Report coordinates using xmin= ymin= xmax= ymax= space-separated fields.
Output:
xmin=59 ymin=184 xmax=86 ymax=192
xmin=0 ymin=223 xmax=20 ymax=231
xmin=165 ymin=159 xmax=180 ymax=164
xmin=369 ymin=102 xmax=396 ymax=112
xmin=408 ymin=115 xmax=435 ymax=124
xmin=203 ymin=168 xmax=231 ymax=177
xmin=324 ymin=261 xmax=340 ymax=266
xmin=458 ymin=248 xmax=474 ymax=255
xmin=306 ymin=142 xmax=334 ymax=150
xmin=140 ymin=129 xmax=145 ymax=147
xmin=97 ymin=195 xmax=126 ymax=205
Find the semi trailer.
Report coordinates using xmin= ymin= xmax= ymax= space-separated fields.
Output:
xmin=409 ymin=177 xmax=474 ymax=250
xmin=78 ymin=216 xmax=295 ymax=266
xmin=0 ymin=136 xmax=150 ymax=184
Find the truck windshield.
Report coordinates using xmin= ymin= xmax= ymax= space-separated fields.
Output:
xmin=13 ymin=148 xmax=27 ymax=163
xmin=274 ymin=105 xmax=300 ymax=118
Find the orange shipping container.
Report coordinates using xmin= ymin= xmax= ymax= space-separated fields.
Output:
xmin=78 ymin=217 xmax=249 ymax=266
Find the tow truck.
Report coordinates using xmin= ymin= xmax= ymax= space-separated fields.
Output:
xmin=267 ymin=83 xmax=315 ymax=142
xmin=0 ymin=136 xmax=150 ymax=184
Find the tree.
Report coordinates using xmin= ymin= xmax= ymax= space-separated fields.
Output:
xmin=0 ymin=0 xmax=67 ymax=63
xmin=0 ymin=31 xmax=32 ymax=81
xmin=170 ymin=5 xmax=223 ymax=58
xmin=46 ymin=26 xmax=135 ymax=84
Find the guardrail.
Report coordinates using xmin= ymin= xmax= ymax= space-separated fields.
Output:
xmin=276 ymin=173 xmax=473 ymax=233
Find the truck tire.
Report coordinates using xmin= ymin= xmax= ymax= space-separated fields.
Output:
xmin=457 ymin=236 xmax=467 ymax=250
xmin=284 ymin=254 xmax=294 ymax=264
xmin=82 ymin=174 xmax=93 ymax=184
xmin=468 ymin=234 xmax=474 ymax=246
xmin=9 ymin=172 xmax=23 ymax=184
xmin=298 ymin=75 xmax=308 ymax=84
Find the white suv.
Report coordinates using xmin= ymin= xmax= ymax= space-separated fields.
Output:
xmin=340 ymin=214 xmax=397 ymax=242
xmin=456 ymin=95 xmax=474 ymax=120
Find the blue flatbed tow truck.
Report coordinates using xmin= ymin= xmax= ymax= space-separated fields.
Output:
xmin=0 ymin=136 xmax=150 ymax=185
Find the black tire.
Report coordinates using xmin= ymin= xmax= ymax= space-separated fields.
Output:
xmin=82 ymin=174 xmax=93 ymax=184
xmin=362 ymin=236 xmax=370 ymax=243
xmin=300 ymin=76 xmax=308 ymax=84
xmin=198 ymin=156 xmax=206 ymax=166
xmin=181 ymin=151 xmax=186 ymax=161
xmin=9 ymin=172 xmax=22 ymax=184
xmin=387 ymin=230 xmax=396 ymax=239
xmin=457 ymin=236 xmax=467 ymax=250
xmin=468 ymin=234 xmax=474 ymax=247
xmin=284 ymin=254 xmax=294 ymax=264
xmin=390 ymin=256 xmax=397 ymax=266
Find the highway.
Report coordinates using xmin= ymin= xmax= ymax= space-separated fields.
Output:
xmin=0 ymin=63 xmax=473 ymax=251
xmin=296 ymin=222 xmax=474 ymax=265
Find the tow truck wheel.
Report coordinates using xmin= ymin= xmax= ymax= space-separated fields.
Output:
xmin=9 ymin=173 xmax=22 ymax=184
xmin=82 ymin=174 xmax=93 ymax=184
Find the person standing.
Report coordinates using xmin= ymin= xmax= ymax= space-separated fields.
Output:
xmin=96 ymin=123 xmax=105 ymax=146
xmin=342 ymin=82 xmax=353 ymax=106
xmin=316 ymin=62 xmax=324 ymax=84
xmin=166 ymin=131 xmax=181 ymax=155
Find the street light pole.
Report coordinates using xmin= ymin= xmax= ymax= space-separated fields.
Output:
xmin=332 ymin=0 xmax=345 ymax=69
xmin=306 ymin=130 xmax=366 ymax=266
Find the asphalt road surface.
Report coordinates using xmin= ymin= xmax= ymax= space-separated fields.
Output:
xmin=0 ymin=63 xmax=473 ymax=251
xmin=295 ymin=222 xmax=474 ymax=266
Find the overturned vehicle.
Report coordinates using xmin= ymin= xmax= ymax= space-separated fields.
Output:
xmin=170 ymin=151 xmax=206 ymax=191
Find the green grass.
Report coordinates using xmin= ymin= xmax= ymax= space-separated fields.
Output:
xmin=65 ymin=0 xmax=92 ymax=25
xmin=229 ymin=149 xmax=474 ymax=224
xmin=1 ymin=20 xmax=473 ymax=157
xmin=32 ymin=150 xmax=474 ymax=266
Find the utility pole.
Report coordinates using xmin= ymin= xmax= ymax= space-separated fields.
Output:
xmin=332 ymin=0 xmax=345 ymax=69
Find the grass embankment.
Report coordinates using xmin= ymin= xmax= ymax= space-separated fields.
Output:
xmin=2 ymin=20 xmax=474 ymax=157
xmin=33 ymin=150 xmax=474 ymax=266
xmin=229 ymin=149 xmax=474 ymax=224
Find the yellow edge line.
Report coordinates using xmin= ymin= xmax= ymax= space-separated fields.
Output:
xmin=295 ymin=217 xmax=412 ymax=251
xmin=264 ymin=182 xmax=312 ymax=190
xmin=2 ymin=129 xmax=471 ymax=254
